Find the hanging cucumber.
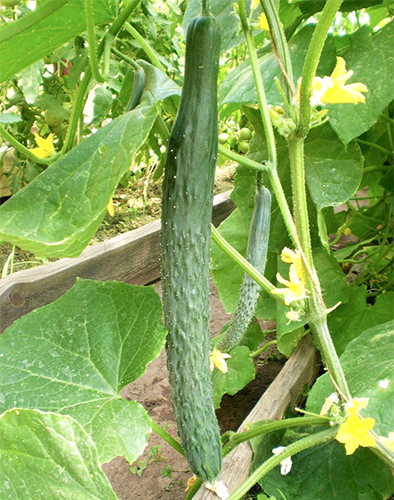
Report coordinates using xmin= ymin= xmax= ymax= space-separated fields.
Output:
xmin=125 ymin=65 xmax=146 ymax=111
xmin=216 ymin=185 xmax=271 ymax=353
xmin=161 ymin=12 xmax=222 ymax=484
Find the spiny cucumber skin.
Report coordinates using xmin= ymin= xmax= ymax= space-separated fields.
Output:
xmin=161 ymin=14 xmax=222 ymax=483
xmin=217 ymin=186 xmax=271 ymax=353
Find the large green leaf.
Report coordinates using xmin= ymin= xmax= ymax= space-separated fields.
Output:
xmin=0 ymin=102 xmax=157 ymax=258
xmin=0 ymin=279 xmax=167 ymax=465
xmin=258 ymin=321 xmax=394 ymax=500
xmin=304 ymin=124 xmax=364 ymax=211
xmin=0 ymin=409 xmax=118 ymax=500
xmin=328 ymin=286 xmax=394 ymax=356
xmin=0 ymin=0 xmax=116 ymax=83
xmin=328 ymin=22 xmax=394 ymax=143
xmin=211 ymin=346 xmax=256 ymax=409
xmin=307 ymin=320 xmax=394 ymax=433
xmin=219 ymin=25 xmax=336 ymax=106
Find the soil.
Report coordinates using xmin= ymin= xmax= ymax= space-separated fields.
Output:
xmin=103 ymin=279 xmax=285 ymax=500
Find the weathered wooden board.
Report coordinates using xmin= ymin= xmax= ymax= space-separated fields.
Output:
xmin=194 ymin=335 xmax=320 ymax=499
xmin=0 ymin=191 xmax=235 ymax=334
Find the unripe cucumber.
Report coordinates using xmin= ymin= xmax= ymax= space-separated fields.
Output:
xmin=217 ymin=186 xmax=271 ymax=352
xmin=161 ymin=13 xmax=222 ymax=483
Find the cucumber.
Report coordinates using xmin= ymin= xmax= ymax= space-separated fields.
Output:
xmin=125 ymin=65 xmax=146 ymax=112
xmin=161 ymin=13 xmax=222 ymax=483
xmin=216 ymin=185 xmax=271 ymax=353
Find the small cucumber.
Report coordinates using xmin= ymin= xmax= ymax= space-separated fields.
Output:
xmin=161 ymin=13 xmax=222 ymax=483
xmin=217 ymin=185 xmax=271 ymax=352
xmin=125 ymin=66 xmax=146 ymax=112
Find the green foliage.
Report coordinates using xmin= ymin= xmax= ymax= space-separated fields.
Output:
xmin=257 ymin=322 xmax=394 ymax=500
xmin=211 ymin=346 xmax=256 ymax=408
xmin=0 ymin=0 xmax=116 ymax=82
xmin=0 ymin=409 xmax=119 ymax=500
xmin=327 ymin=22 xmax=394 ymax=143
xmin=0 ymin=279 xmax=167 ymax=465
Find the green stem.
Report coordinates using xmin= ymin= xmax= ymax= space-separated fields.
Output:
xmin=111 ymin=46 xmax=140 ymax=69
xmin=261 ymin=0 xmax=295 ymax=101
xmin=297 ymin=0 xmax=343 ymax=137
xmin=379 ymin=112 xmax=394 ymax=125
xmin=150 ymin=419 xmax=185 ymax=457
xmin=228 ymin=427 xmax=338 ymax=500
xmin=363 ymin=165 xmax=391 ymax=173
xmin=84 ymin=0 xmax=106 ymax=82
xmin=223 ymin=416 xmax=331 ymax=457
xmin=0 ymin=125 xmax=60 ymax=164
xmin=288 ymin=135 xmax=350 ymax=400
xmin=211 ymin=225 xmax=283 ymax=303
xmin=184 ymin=477 xmax=203 ymax=500
xmin=62 ymin=0 xmax=141 ymax=153
xmin=124 ymin=22 xmax=164 ymax=71
xmin=249 ymin=339 xmax=277 ymax=358
xmin=373 ymin=437 xmax=394 ymax=470
xmin=218 ymin=143 xmax=268 ymax=173
xmin=201 ymin=0 xmax=209 ymax=15
xmin=238 ymin=0 xmax=277 ymax=167
xmin=356 ymin=138 xmax=392 ymax=156
xmin=267 ymin=167 xmax=298 ymax=247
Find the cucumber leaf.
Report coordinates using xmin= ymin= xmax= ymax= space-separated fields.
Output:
xmin=211 ymin=346 xmax=255 ymax=409
xmin=0 ymin=409 xmax=118 ymax=500
xmin=328 ymin=286 xmax=394 ymax=355
xmin=258 ymin=321 xmax=394 ymax=500
xmin=0 ymin=279 xmax=167 ymax=465
xmin=0 ymin=101 xmax=158 ymax=258
xmin=327 ymin=22 xmax=394 ymax=144
xmin=0 ymin=0 xmax=116 ymax=83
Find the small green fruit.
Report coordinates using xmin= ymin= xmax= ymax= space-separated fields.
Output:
xmin=218 ymin=132 xmax=229 ymax=144
xmin=239 ymin=127 xmax=252 ymax=140
xmin=238 ymin=141 xmax=250 ymax=153
xmin=44 ymin=110 xmax=63 ymax=128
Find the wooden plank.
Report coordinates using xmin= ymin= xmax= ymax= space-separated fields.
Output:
xmin=0 ymin=191 xmax=235 ymax=334
xmin=194 ymin=335 xmax=320 ymax=499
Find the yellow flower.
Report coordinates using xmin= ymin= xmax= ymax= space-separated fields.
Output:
xmin=321 ymin=57 xmax=368 ymax=104
xmin=31 ymin=133 xmax=56 ymax=158
xmin=271 ymin=264 xmax=306 ymax=306
xmin=336 ymin=412 xmax=376 ymax=455
xmin=281 ymin=247 xmax=303 ymax=280
xmin=379 ymin=432 xmax=394 ymax=452
xmin=251 ymin=0 xmax=260 ymax=10
xmin=185 ymin=475 xmax=197 ymax=492
xmin=210 ymin=349 xmax=231 ymax=374
xmin=258 ymin=13 xmax=270 ymax=31
xmin=107 ymin=198 xmax=115 ymax=217
xmin=345 ymin=397 xmax=370 ymax=415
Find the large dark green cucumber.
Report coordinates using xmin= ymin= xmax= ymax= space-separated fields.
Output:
xmin=217 ymin=185 xmax=271 ymax=353
xmin=161 ymin=14 xmax=221 ymax=483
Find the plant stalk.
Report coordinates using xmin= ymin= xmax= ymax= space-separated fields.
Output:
xmin=124 ymin=22 xmax=164 ymax=71
xmin=211 ymin=225 xmax=283 ymax=303
xmin=297 ymin=0 xmax=343 ymax=138
xmin=222 ymin=416 xmax=331 ymax=456
xmin=227 ymin=427 xmax=338 ymax=500
xmin=150 ymin=419 xmax=185 ymax=457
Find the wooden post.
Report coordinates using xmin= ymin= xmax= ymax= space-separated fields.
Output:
xmin=193 ymin=335 xmax=320 ymax=499
xmin=0 ymin=191 xmax=235 ymax=334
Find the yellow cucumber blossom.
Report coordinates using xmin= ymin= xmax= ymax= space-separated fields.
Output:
xmin=210 ymin=349 xmax=231 ymax=374
xmin=296 ymin=57 xmax=368 ymax=107
xmin=271 ymin=264 xmax=306 ymax=306
xmin=258 ymin=13 xmax=269 ymax=31
xmin=336 ymin=398 xmax=376 ymax=455
xmin=285 ymin=309 xmax=302 ymax=323
xmin=107 ymin=198 xmax=115 ymax=217
xmin=281 ymin=247 xmax=304 ymax=280
xmin=251 ymin=0 xmax=260 ymax=10
xmin=379 ymin=432 xmax=394 ymax=452
xmin=31 ymin=133 xmax=56 ymax=158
